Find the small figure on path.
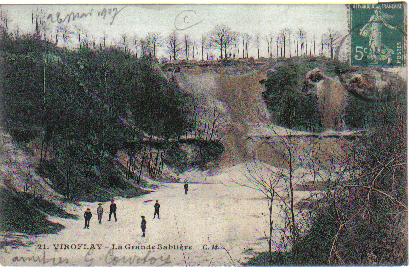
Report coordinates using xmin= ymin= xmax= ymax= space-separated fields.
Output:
xmin=153 ymin=200 xmax=160 ymax=219
xmin=84 ymin=208 xmax=92 ymax=229
xmin=141 ymin=216 xmax=146 ymax=237
xmin=97 ymin=203 xmax=104 ymax=224
xmin=108 ymin=199 xmax=117 ymax=222
xmin=184 ymin=182 xmax=189 ymax=195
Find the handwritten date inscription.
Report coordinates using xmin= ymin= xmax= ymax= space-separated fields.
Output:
xmin=46 ymin=7 xmax=126 ymax=26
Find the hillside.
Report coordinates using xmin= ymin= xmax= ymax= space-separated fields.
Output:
xmin=0 ymin=37 xmax=407 ymax=266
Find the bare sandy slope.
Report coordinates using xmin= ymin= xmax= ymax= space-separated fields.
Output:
xmin=176 ymin=68 xmax=272 ymax=167
xmin=1 ymin=164 xmax=313 ymax=266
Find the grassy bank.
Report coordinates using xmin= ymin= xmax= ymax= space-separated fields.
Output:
xmin=0 ymin=187 xmax=75 ymax=235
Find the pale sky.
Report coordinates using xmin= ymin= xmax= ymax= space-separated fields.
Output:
xmin=1 ymin=4 xmax=349 ymax=58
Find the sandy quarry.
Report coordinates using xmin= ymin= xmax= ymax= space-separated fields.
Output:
xmin=0 ymin=65 xmax=338 ymax=266
xmin=0 ymin=164 xmax=315 ymax=266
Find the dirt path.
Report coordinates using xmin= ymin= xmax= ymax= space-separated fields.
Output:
xmin=1 ymin=175 xmax=276 ymax=266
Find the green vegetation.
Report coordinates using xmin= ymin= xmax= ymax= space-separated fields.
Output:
xmin=164 ymin=140 xmax=224 ymax=172
xmin=262 ymin=57 xmax=399 ymax=131
xmin=248 ymin=78 xmax=407 ymax=265
xmin=344 ymin=87 xmax=405 ymax=129
xmin=245 ymin=204 xmax=338 ymax=266
xmin=1 ymin=33 xmax=197 ymax=201
xmin=0 ymin=188 xmax=70 ymax=234
xmin=262 ymin=58 xmax=328 ymax=132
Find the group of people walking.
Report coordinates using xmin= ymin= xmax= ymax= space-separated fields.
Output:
xmin=83 ymin=199 xmax=118 ymax=229
xmin=83 ymin=182 xmax=190 ymax=237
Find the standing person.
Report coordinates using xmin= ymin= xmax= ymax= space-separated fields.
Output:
xmin=97 ymin=203 xmax=104 ymax=224
xmin=184 ymin=182 xmax=189 ymax=195
xmin=153 ymin=200 xmax=160 ymax=219
xmin=141 ymin=216 xmax=146 ymax=237
xmin=84 ymin=208 xmax=92 ymax=229
xmin=108 ymin=199 xmax=117 ymax=222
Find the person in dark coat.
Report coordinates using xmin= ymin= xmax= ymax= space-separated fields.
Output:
xmin=108 ymin=199 xmax=117 ymax=222
xmin=84 ymin=208 xmax=92 ymax=229
xmin=184 ymin=182 xmax=189 ymax=195
xmin=97 ymin=203 xmax=104 ymax=224
xmin=141 ymin=216 xmax=146 ymax=237
xmin=153 ymin=200 xmax=160 ymax=219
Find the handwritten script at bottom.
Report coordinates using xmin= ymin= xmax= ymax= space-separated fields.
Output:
xmin=84 ymin=248 xmax=172 ymax=266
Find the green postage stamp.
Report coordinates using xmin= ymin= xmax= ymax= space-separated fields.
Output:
xmin=350 ymin=2 xmax=405 ymax=67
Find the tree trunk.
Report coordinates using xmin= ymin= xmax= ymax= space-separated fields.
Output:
xmin=269 ymin=191 xmax=275 ymax=264
xmin=224 ymin=45 xmax=227 ymax=59
xmin=283 ymin=36 xmax=286 ymax=58
xmin=276 ymin=43 xmax=279 ymax=58
xmin=126 ymin=157 xmax=130 ymax=179
xmin=138 ymin=152 xmax=146 ymax=184
xmin=246 ymin=42 xmax=249 ymax=58
xmin=40 ymin=135 xmax=45 ymax=168
xmin=220 ymin=45 xmax=223 ymax=59
xmin=305 ymin=42 xmax=308 ymax=56
xmin=185 ymin=40 xmax=188 ymax=60
xmin=66 ymin=162 xmax=71 ymax=199
xmin=288 ymin=146 xmax=296 ymax=239
xmin=296 ymin=41 xmax=299 ymax=56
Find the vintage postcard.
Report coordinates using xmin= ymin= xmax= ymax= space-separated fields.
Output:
xmin=0 ymin=1 xmax=407 ymax=267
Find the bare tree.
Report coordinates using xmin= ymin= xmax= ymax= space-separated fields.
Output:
xmin=282 ymin=28 xmax=292 ymax=57
xmin=278 ymin=29 xmax=289 ymax=58
xmin=297 ymin=28 xmax=306 ymax=56
xmin=223 ymin=30 xmax=237 ymax=59
xmin=313 ymin=34 xmax=316 ymax=56
xmin=209 ymin=24 xmax=234 ymax=59
xmin=200 ymin=35 xmax=208 ymax=61
xmin=139 ymin=37 xmax=150 ymax=57
xmin=121 ymin=33 xmax=129 ymax=53
xmin=275 ymin=34 xmax=281 ymax=58
xmin=0 ymin=9 xmax=9 ymax=33
xmin=265 ymin=33 xmax=274 ymax=58
xmin=32 ymin=8 xmax=49 ymax=40
xmin=231 ymin=160 xmax=284 ymax=263
xmin=183 ymin=34 xmax=190 ymax=60
xmin=188 ymin=95 xmax=223 ymax=142
xmin=56 ymin=24 xmax=71 ymax=46
xmin=73 ymin=25 xmax=86 ymax=48
xmin=240 ymin=33 xmax=251 ymax=58
xmin=254 ymin=33 xmax=261 ymax=59
xmin=146 ymin=32 xmax=162 ymax=59
xmin=232 ymin=32 xmax=240 ymax=58
xmin=132 ymin=34 xmax=139 ymax=57
xmin=322 ymin=29 xmax=340 ymax=59
xmin=230 ymin=128 xmax=313 ymax=263
xmin=99 ymin=32 xmax=108 ymax=49
xmin=166 ymin=31 xmax=181 ymax=60
xmin=191 ymin=39 xmax=196 ymax=59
